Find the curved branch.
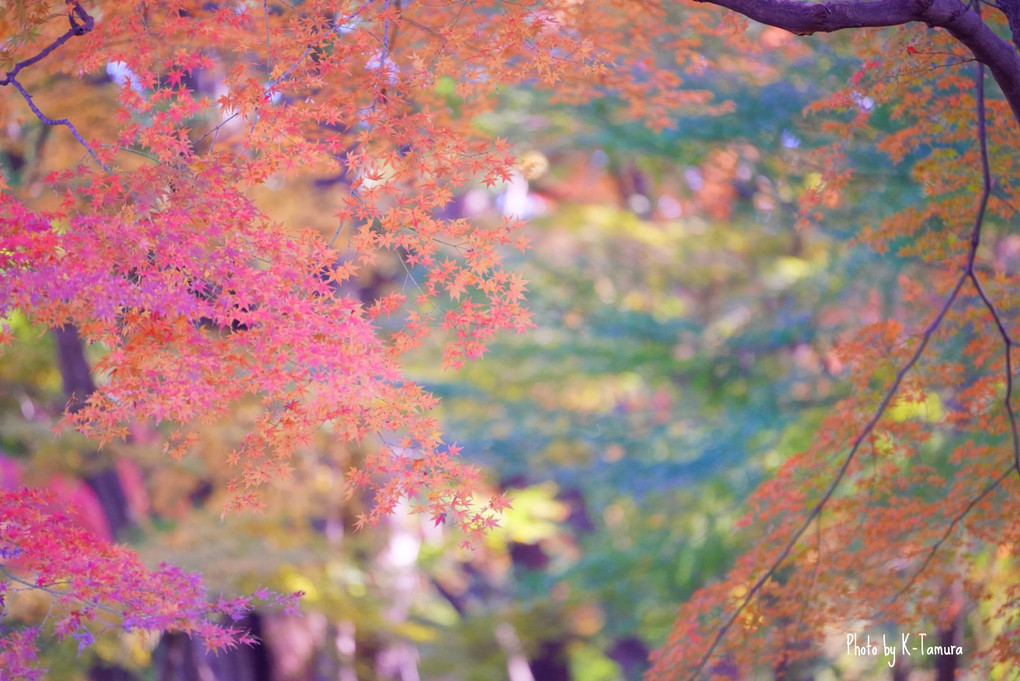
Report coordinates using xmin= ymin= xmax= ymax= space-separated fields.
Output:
xmin=998 ymin=0 xmax=1020 ymax=53
xmin=693 ymin=0 xmax=1020 ymax=125
xmin=692 ymin=0 xmax=920 ymax=33
xmin=0 ymin=1 xmax=94 ymax=86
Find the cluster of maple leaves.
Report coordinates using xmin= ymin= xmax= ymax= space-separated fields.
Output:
xmin=0 ymin=487 xmax=303 ymax=679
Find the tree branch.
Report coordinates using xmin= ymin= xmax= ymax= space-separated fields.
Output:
xmin=0 ymin=1 xmax=94 ymax=87
xmin=961 ymin=56 xmax=1020 ymax=477
xmin=865 ymin=55 xmax=1016 ymax=601
xmin=5 ymin=78 xmax=109 ymax=171
xmin=0 ymin=1 xmax=107 ymax=171
xmin=688 ymin=268 xmax=970 ymax=681
xmin=686 ymin=43 xmax=1000 ymax=681
xmin=997 ymin=0 xmax=1020 ymax=53
xmin=872 ymin=466 xmax=1011 ymax=620
xmin=693 ymin=0 xmax=1020 ymax=125
xmin=692 ymin=0 xmax=918 ymax=33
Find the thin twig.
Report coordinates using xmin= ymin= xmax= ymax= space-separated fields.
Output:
xmin=0 ymin=564 xmax=123 ymax=620
xmin=397 ymin=246 xmax=427 ymax=296
xmin=264 ymin=0 xmax=272 ymax=76
xmin=6 ymin=78 xmax=109 ymax=172
xmin=102 ymin=144 xmax=159 ymax=163
xmin=872 ymin=467 xmax=1011 ymax=619
xmin=0 ymin=2 xmax=93 ymax=86
xmin=195 ymin=112 xmax=240 ymax=148
xmin=200 ymin=38 xmax=312 ymax=150
xmin=382 ymin=0 xmax=392 ymax=63
xmin=329 ymin=221 xmax=347 ymax=249
xmin=1 ymin=1 xmax=107 ymax=171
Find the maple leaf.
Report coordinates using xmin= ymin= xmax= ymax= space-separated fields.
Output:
xmin=165 ymin=68 xmax=185 ymax=88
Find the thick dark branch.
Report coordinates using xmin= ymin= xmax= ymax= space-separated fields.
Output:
xmin=694 ymin=0 xmax=1020 ymax=125
xmin=998 ymin=0 xmax=1020 ymax=53
xmin=693 ymin=0 xmax=917 ymax=33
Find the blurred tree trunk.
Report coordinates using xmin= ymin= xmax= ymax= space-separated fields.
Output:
xmin=374 ymin=503 xmax=422 ymax=681
xmin=55 ymin=325 xmax=136 ymax=537
xmin=55 ymin=325 xmax=139 ymax=681
xmin=155 ymin=616 xmax=271 ymax=681
xmin=935 ymin=580 xmax=964 ymax=681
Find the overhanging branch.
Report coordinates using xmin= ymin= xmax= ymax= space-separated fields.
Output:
xmin=998 ymin=0 xmax=1020 ymax=53
xmin=693 ymin=0 xmax=1020 ymax=125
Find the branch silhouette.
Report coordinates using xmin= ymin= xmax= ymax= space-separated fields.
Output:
xmin=694 ymin=0 xmax=1020 ymax=125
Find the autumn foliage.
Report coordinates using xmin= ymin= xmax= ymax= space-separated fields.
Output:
xmin=5 ymin=0 xmax=1020 ymax=678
